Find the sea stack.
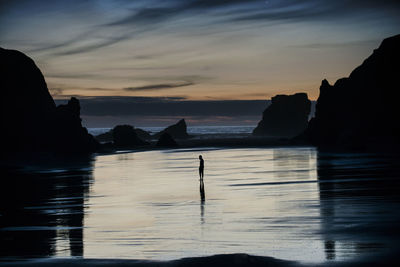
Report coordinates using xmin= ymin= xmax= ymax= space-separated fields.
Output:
xmin=156 ymin=133 xmax=178 ymax=147
xmin=95 ymin=127 xmax=151 ymax=142
xmin=112 ymin=125 xmax=148 ymax=148
xmin=0 ymin=47 xmax=98 ymax=157
xmin=154 ymin=119 xmax=189 ymax=139
xmin=304 ymin=34 xmax=400 ymax=150
xmin=253 ymin=93 xmax=311 ymax=137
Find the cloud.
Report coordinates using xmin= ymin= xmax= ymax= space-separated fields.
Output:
xmin=105 ymin=7 xmax=181 ymax=26
xmin=54 ymin=96 xmax=269 ymax=117
xmin=124 ymin=82 xmax=194 ymax=91
xmin=103 ymin=1 xmax=259 ymax=27
xmin=3 ymin=0 xmax=399 ymax=58
xmin=49 ymin=88 xmax=64 ymax=97
xmin=229 ymin=0 xmax=400 ymax=23
xmin=52 ymin=34 xmax=132 ymax=56
xmin=102 ymin=0 xmax=400 ymax=28
xmin=288 ymin=39 xmax=379 ymax=49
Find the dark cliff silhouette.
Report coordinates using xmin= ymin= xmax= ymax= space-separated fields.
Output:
xmin=0 ymin=47 xmax=98 ymax=157
xmin=253 ymin=93 xmax=311 ymax=137
xmin=112 ymin=125 xmax=148 ymax=148
xmin=304 ymin=34 xmax=400 ymax=150
xmin=154 ymin=119 xmax=189 ymax=139
xmin=156 ymin=132 xmax=178 ymax=147
xmin=54 ymin=97 xmax=99 ymax=153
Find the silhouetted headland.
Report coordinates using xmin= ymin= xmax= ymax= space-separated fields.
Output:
xmin=302 ymin=34 xmax=400 ymax=151
xmin=0 ymin=47 xmax=98 ymax=161
xmin=253 ymin=93 xmax=311 ymax=138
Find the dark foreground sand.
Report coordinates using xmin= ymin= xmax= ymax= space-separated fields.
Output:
xmin=1 ymin=252 xmax=398 ymax=267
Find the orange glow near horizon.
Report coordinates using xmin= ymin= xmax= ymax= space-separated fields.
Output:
xmin=1 ymin=1 xmax=399 ymax=103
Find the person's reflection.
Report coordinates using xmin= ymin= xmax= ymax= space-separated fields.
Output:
xmin=200 ymin=179 xmax=205 ymax=224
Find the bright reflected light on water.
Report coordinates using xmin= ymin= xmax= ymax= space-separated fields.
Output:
xmin=2 ymin=147 xmax=400 ymax=263
xmin=85 ymin=147 xmax=323 ymax=261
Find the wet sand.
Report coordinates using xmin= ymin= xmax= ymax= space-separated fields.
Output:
xmin=1 ymin=252 xmax=399 ymax=267
xmin=1 ymin=148 xmax=400 ymax=265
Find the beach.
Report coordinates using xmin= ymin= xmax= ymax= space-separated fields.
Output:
xmin=1 ymin=147 xmax=399 ymax=265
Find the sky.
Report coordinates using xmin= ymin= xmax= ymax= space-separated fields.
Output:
xmin=1 ymin=0 xmax=399 ymax=126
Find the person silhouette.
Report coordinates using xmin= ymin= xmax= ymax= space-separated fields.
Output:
xmin=199 ymin=155 xmax=204 ymax=180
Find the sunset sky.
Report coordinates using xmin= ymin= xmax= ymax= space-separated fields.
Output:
xmin=1 ymin=0 xmax=399 ymax=126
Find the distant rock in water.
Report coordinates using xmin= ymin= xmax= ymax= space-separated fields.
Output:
xmin=156 ymin=133 xmax=178 ymax=147
xmin=135 ymin=128 xmax=151 ymax=140
xmin=112 ymin=125 xmax=148 ymax=148
xmin=154 ymin=119 xmax=189 ymax=139
xmin=304 ymin=34 xmax=400 ymax=150
xmin=95 ymin=127 xmax=151 ymax=142
xmin=95 ymin=130 xmax=113 ymax=142
xmin=253 ymin=93 xmax=311 ymax=137
xmin=0 ymin=47 xmax=98 ymax=156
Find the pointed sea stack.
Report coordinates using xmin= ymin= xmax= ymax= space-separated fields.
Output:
xmin=304 ymin=34 xmax=400 ymax=150
xmin=253 ymin=93 xmax=311 ymax=138
xmin=154 ymin=119 xmax=189 ymax=139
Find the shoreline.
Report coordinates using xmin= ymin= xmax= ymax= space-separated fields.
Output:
xmin=97 ymin=135 xmax=304 ymax=154
xmin=0 ymin=254 xmax=299 ymax=267
xmin=0 ymin=251 xmax=398 ymax=267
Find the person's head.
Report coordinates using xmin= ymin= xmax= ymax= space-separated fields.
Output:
xmin=199 ymin=155 xmax=203 ymax=160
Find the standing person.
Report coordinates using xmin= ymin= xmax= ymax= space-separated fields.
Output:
xmin=199 ymin=155 xmax=204 ymax=180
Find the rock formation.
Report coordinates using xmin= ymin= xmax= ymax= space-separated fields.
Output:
xmin=54 ymin=97 xmax=99 ymax=153
xmin=134 ymin=128 xmax=151 ymax=140
xmin=0 ymin=47 xmax=98 ymax=156
xmin=95 ymin=130 xmax=113 ymax=142
xmin=304 ymin=34 xmax=400 ymax=150
xmin=156 ymin=133 xmax=178 ymax=147
xmin=112 ymin=125 xmax=148 ymax=148
xmin=95 ymin=127 xmax=151 ymax=142
xmin=154 ymin=119 xmax=189 ymax=139
xmin=253 ymin=93 xmax=311 ymax=137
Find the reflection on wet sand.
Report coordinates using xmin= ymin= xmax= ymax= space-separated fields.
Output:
xmin=200 ymin=179 xmax=205 ymax=224
xmin=0 ymin=160 xmax=93 ymax=259
xmin=1 ymin=148 xmax=400 ymax=264
xmin=317 ymin=152 xmax=400 ymax=261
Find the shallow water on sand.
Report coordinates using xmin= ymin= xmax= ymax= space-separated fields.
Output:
xmin=1 ymin=147 xmax=400 ymax=263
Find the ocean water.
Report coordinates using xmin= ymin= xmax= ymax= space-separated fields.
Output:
xmin=88 ymin=126 xmax=255 ymax=137
xmin=1 ymin=148 xmax=400 ymax=263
